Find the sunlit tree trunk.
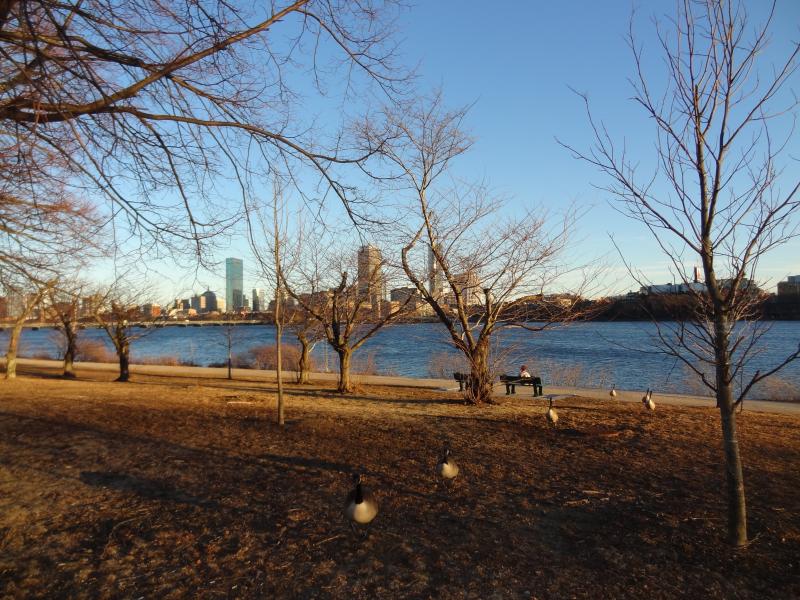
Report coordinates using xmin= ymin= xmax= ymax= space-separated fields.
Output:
xmin=336 ymin=346 xmax=353 ymax=393
xmin=116 ymin=345 xmax=130 ymax=382
xmin=297 ymin=333 xmax=311 ymax=384
xmin=4 ymin=319 xmax=25 ymax=380
xmin=62 ymin=320 xmax=78 ymax=378
xmin=115 ymin=331 xmax=130 ymax=382
xmin=714 ymin=315 xmax=747 ymax=546
xmin=467 ymin=338 xmax=493 ymax=404
xmin=4 ymin=288 xmax=48 ymax=380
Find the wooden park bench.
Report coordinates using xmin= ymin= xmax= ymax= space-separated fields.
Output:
xmin=453 ymin=372 xmax=471 ymax=391
xmin=499 ymin=374 xmax=543 ymax=396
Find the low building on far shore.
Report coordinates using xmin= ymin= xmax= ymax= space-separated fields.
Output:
xmin=778 ymin=275 xmax=800 ymax=297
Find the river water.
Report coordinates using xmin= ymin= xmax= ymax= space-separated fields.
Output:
xmin=4 ymin=321 xmax=799 ymax=396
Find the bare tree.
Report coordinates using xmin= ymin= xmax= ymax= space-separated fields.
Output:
xmin=249 ymin=180 xmax=294 ymax=423
xmin=94 ymin=286 xmax=162 ymax=382
xmin=365 ymin=95 xmax=585 ymax=404
xmin=0 ymin=1 xmax=410 ymax=263
xmin=2 ymin=279 xmax=54 ymax=379
xmin=279 ymin=232 xmax=412 ymax=393
xmin=284 ymin=305 xmax=325 ymax=384
xmin=45 ymin=283 xmax=84 ymax=378
xmin=564 ymin=0 xmax=800 ymax=546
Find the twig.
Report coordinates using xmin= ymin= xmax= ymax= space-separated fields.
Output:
xmin=313 ymin=533 xmax=344 ymax=547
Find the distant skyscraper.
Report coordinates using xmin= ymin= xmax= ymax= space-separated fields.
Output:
xmin=252 ymin=288 xmax=266 ymax=312
xmin=226 ymin=258 xmax=244 ymax=312
xmin=357 ymin=245 xmax=385 ymax=306
xmin=201 ymin=290 xmax=218 ymax=312
xmin=427 ymin=243 xmax=444 ymax=298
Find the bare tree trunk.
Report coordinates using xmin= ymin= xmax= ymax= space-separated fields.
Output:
xmin=4 ymin=319 xmax=25 ymax=380
xmin=116 ymin=342 xmax=130 ymax=382
xmin=709 ymin=307 xmax=748 ymax=546
xmin=336 ymin=346 xmax=353 ymax=393
xmin=297 ymin=334 xmax=311 ymax=384
xmin=713 ymin=315 xmax=747 ymax=546
xmin=719 ymin=394 xmax=747 ymax=546
xmin=467 ymin=339 xmax=493 ymax=404
xmin=63 ymin=321 xmax=77 ymax=378
xmin=4 ymin=288 xmax=48 ymax=380
xmin=275 ymin=292 xmax=285 ymax=426
xmin=227 ymin=332 xmax=233 ymax=380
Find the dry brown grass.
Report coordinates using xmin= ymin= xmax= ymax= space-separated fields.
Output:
xmin=75 ymin=339 xmax=116 ymax=363
xmin=234 ymin=344 xmax=308 ymax=372
xmin=0 ymin=369 xmax=798 ymax=598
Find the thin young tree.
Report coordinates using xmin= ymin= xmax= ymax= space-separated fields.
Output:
xmin=364 ymin=94 xmax=585 ymax=404
xmin=272 ymin=190 xmax=286 ymax=426
xmin=564 ymin=0 xmax=800 ymax=546
xmin=249 ymin=180 xmax=293 ymax=424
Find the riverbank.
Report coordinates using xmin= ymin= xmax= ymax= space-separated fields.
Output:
xmin=1 ymin=371 xmax=799 ymax=597
xmin=6 ymin=357 xmax=800 ymax=415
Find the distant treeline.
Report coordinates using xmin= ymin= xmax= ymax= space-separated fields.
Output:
xmin=587 ymin=295 xmax=800 ymax=321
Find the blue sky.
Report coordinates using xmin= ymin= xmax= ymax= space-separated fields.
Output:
xmin=110 ymin=1 xmax=800 ymax=301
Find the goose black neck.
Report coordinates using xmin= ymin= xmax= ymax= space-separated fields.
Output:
xmin=354 ymin=483 xmax=364 ymax=504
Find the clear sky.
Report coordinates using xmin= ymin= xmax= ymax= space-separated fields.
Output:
xmin=105 ymin=1 xmax=800 ymax=302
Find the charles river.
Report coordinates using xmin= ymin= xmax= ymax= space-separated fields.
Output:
xmin=5 ymin=321 xmax=800 ymax=397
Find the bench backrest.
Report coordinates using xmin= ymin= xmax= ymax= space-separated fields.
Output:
xmin=499 ymin=374 xmax=542 ymax=384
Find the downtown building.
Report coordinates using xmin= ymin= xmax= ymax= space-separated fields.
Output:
xmin=225 ymin=258 xmax=244 ymax=312
xmin=357 ymin=245 xmax=386 ymax=310
xmin=252 ymin=288 xmax=266 ymax=312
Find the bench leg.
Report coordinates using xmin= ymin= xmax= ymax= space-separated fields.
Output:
xmin=458 ymin=381 xmax=464 ymax=392
xmin=534 ymin=385 xmax=542 ymax=396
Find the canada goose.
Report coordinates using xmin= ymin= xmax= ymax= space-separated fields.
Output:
xmin=641 ymin=388 xmax=651 ymax=405
xmin=643 ymin=389 xmax=655 ymax=411
xmin=344 ymin=473 xmax=378 ymax=532
xmin=546 ymin=396 xmax=559 ymax=427
xmin=436 ymin=444 xmax=459 ymax=481
xmin=609 ymin=384 xmax=617 ymax=398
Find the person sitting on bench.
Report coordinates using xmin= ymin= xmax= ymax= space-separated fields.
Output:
xmin=505 ymin=365 xmax=531 ymax=394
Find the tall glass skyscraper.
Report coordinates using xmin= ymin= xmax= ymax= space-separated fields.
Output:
xmin=225 ymin=258 xmax=244 ymax=312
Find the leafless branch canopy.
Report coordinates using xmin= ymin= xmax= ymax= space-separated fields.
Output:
xmin=1 ymin=0 xmax=410 ymax=261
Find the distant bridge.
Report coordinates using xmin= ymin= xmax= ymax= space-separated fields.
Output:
xmin=2 ymin=320 xmax=271 ymax=331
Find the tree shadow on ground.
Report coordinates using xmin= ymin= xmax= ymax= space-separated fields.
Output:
xmin=79 ymin=471 xmax=219 ymax=507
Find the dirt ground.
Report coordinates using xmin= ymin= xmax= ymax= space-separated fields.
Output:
xmin=0 ymin=367 xmax=799 ymax=599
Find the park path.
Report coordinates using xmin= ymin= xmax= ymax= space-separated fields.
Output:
xmin=8 ymin=358 xmax=800 ymax=416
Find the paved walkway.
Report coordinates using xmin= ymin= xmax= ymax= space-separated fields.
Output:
xmin=7 ymin=358 xmax=800 ymax=416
